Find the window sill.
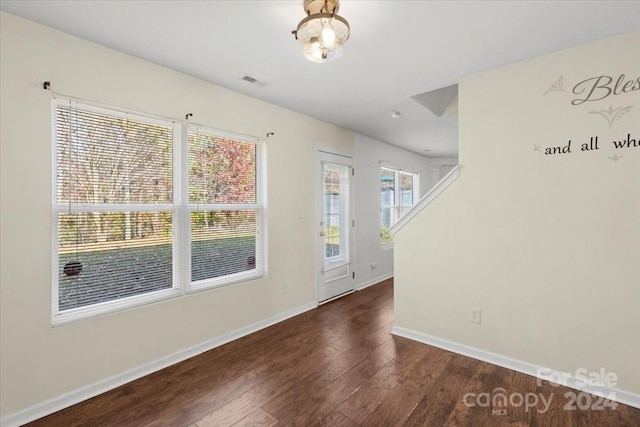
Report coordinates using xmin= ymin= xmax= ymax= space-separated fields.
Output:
xmin=53 ymin=287 xmax=182 ymax=327
xmin=188 ymin=269 xmax=264 ymax=294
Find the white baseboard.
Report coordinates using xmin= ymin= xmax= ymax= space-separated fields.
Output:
xmin=0 ymin=302 xmax=317 ymax=427
xmin=391 ymin=326 xmax=640 ymax=410
xmin=356 ymin=272 xmax=393 ymax=291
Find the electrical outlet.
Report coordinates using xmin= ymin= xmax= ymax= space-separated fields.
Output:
xmin=469 ymin=307 xmax=481 ymax=324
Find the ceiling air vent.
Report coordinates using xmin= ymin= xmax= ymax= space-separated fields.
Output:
xmin=240 ymin=75 xmax=271 ymax=88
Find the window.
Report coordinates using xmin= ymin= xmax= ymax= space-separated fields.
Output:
xmin=53 ymin=100 xmax=263 ymax=324
xmin=323 ymin=162 xmax=350 ymax=268
xmin=188 ymin=129 xmax=263 ymax=291
xmin=380 ymin=167 xmax=418 ymax=245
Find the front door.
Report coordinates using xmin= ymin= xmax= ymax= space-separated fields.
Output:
xmin=317 ymin=151 xmax=354 ymax=302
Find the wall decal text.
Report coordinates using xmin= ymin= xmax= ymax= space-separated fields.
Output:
xmin=571 ymin=74 xmax=640 ymax=106
xmin=541 ymin=133 xmax=638 ymax=157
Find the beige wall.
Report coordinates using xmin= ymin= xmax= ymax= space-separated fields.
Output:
xmin=0 ymin=12 xmax=353 ymax=416
xmin=353 ymin=133 xmax=433 ymax=289
xmin=395 ymin=31 xmax=640 ymax=395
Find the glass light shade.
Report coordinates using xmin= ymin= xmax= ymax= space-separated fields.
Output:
xmin=296 ymin=13 xmax=350 ymax=63
xmin=322 ymin=26 xmax=336 ymax=47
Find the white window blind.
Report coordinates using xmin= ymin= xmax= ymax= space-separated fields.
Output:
xmin=187 ymin=129 xmax=263 ymax=290
xmin=54 ymin=101 xmax=177 ymax=321
xmin=52 ymin=100 xmax=264 ymax=324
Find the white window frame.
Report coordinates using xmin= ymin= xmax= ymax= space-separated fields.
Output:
xmin=185 ymin=126 xmax=265 ymax=294
xmin=51 ymin=99 xmax=265 ymax=325
xmin=380 ymin=166 xmax=419 ymax=247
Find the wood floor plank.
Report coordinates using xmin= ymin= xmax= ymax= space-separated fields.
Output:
xmin=143 ymin=364 xmax=278 ymax=426
xmin=353 ymin=343 xmax=453 ymax=426
xmin=499 ymin=369 xmax=537 ymax=426
xmin=359 ymin=377 xmax=425 ymax=426
xmin=229 ymin=408 xmax=277 ymax=427
xmin=307 ymin=409 xmax=360 ymax=427
xmin=315 ymin=339 xmax=388 ymax=389
xmin=570 ymin=393 xmax=640 ymax=427
xmin=259 ymin=340 xmax=391 ymax=425
xmin=404 ymin=362 xmax=476 ymax=426
xmin=25 ymin=278 xmax=640 ymax=427
xmin=193 ymin=370 xmax=292 ymax=427
xmin=443 ymin=363 xmax=510 ymax=426
xmin=260 ymin=376 xmax=356 ymax=425
xmin=335 ymin=358 xmax=404 ymax=423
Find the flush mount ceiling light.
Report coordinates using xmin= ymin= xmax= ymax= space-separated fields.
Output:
xmin=292 ymin=0 xmax=350 ymax=63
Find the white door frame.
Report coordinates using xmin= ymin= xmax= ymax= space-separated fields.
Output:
xmin=315 ymin=150 xmax=355 ymax=303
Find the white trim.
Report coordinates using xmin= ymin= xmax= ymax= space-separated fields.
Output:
xmin=389 ymin=165 xmax=460 ymax=235
xmin=356 ymin=273 xmax=393 ymax=291
xmin=187 ymin=203 xmax=261 ymax=211
xmin=316 ymin=150 xmax=355 ymax=303
xmin=257 ymin=142 xmax=268 ymax=279
xmin=391 ymin=326 xmax=640 ymax=410
xmin=1 ymin=302 xmax=317 ymax=427
xmin=318 ymin=289 xmax=355 ymax=305
xmin=187 ymin=269 xmax=264 ymax=293
xmin=177 ymin=123 xmax=190 ymax=296
xmin=53 ymin=288 xmax=183 ymax=327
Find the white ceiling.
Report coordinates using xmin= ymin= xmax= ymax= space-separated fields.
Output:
xmin=2 ymin=1 xmax=639 ymax=157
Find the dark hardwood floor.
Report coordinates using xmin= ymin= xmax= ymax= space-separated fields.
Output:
xmin=27 ymin=279 xmax=640 ymax=426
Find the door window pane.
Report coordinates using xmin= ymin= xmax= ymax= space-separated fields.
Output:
xmin=324 ymin=165 xmax=341 ymax=258
xmin=324 ymin=163 xmax=350 ymax=265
